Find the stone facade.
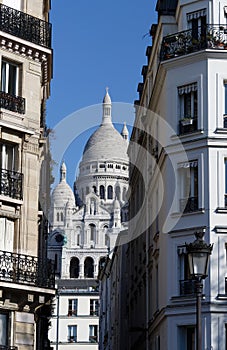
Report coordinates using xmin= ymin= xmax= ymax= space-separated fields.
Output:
xmin=0 ymin=1 xmax=55 ymax=349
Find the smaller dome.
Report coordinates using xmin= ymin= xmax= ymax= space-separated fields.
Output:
xmin=52 ymin=181 xmax=75 ymax=208
xmin=52 ymin=162 xmax=75 ymax=208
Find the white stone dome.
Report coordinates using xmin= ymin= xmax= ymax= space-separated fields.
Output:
xmin=82 ymin=123 xmax=128 ymax=163
xmin=52 ymin=162 xmax=75 ymax=207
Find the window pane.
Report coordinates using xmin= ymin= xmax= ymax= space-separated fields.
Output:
xmin=0 ymin=313 xmax=7 ymax=346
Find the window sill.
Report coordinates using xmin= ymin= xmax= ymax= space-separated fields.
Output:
xmin=214 ymin=226 xmax=227 ymax=234
xmin=171 ymin=208 xmax=205 ymax=218
xmin=171 ymin=129 xmax=204 ymax=140
xmin=215 ymin=128 xmax=227 ymax=134
xmin=217 ymin=294 xmax=227 ymax=300
xmin=216 ymin=207 xmax=227 ymax=213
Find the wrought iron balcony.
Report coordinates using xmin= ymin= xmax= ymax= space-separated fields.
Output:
xmin=180 ymin=279 xmax=196 ymax=296
xmin=180 ymin=196 xmax=198 ymax=213
xmin=179 ymin=118 xmax=198 ymax=134
xmin=161 ymin=24 xmax=227 ymax=61
xmin=0 ymin=91 xmax=25 ymax=114
xmin=0 ymin=169 xmax=23 ymax=200
xmin=0 ymin=4 xmax=51 ymax=48
xmin=0 ymin=250 xmax=55 ymax=289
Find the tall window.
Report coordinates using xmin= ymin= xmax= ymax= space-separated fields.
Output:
xmin=115 ymin=186 xmax=120 ymax=200
xmin=68 ymin=325 xmax=77 ymax=343
xmin=0 ymin=313 xmax=8 ymax=346
xmin=90 ymin=299 xmax=99 ymax=316
xmin=107 ymin=185 xmax=113 ymax=199
xmin=100 ymin=185 xmax=105 ymax=199
xmin=84 ymin=257 xmax=94 ymax=278
xmin=68 ymin=299 xmax=78 ymax=316
xmin=178 ymin=326 xmax=196 ymax=350
xmin=70 ymin=257 xmax=79 ymax=278
xmin=178 ymin=247 xmax=195 ymax=296
xmin=1 ymin=60 xmax=19 ymax=96
xmin=225 ymin=159 xmax=227 ymax=207
xmin=224 ymin=83 xmax=227 ymax=116
xmin=179 ymin=161 xmax=198 ymax=213
xmin=187 ymin=9 xmax=206 ymax=41
xmin=89 ymin=325 xmax=98 ymax=343
xmin=179 ymin=84 xmax=198 ymax=119
xmin=0 ymin=143 xmax=17 ymax=171
xmin=0 ymin=218 xmax=14 ymax=252
xmin=89 ymin=224 xmax=96 ymax=242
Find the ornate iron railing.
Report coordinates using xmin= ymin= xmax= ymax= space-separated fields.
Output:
xmin=180 ymin=279 xmax=196 ymax=296
xmin=179 ymin=118 xmax=198 ymax=134
xmin=0 ymin=4 xmax=51 ymax=48
xmin=161 ymin=24 xmax=227 ymax=61
xmin=0 ymin=91 xmax=25 ymax=114
xmin=180 ymin=196 xmax=198 ymax=213
xmin=0 ymin=250 xmax=55 ymax=289
xmin=0 ymin=169 xmax=23 ymax=200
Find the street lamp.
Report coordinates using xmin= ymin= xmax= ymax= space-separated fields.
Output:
xmin=186 ymin=231 xmax=213 ymax=350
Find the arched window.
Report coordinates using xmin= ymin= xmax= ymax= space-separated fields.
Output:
xmin=107 ymin=185 xmax=113 ymax=199
xmin=116 ymin=186 xmax=121 ymax=200
xmin=123 ymin=187 xmax=127 ymax=201
xmin=60 ymin=212 xmax=64 ymax=221
xmin=76 ymin=226 xmax=81 ymax=246
xmin=57 ymin=212 xmax=60 ymax=221
xmin=89 ymin=224 xmax=96 ymax=241
xmin=100 ymin=185 xmax=105 ymax=199
xmin=70 ymin=257 xmax=80 ymax=278
xmin=84 ymin=257 xmax=94 ymax=278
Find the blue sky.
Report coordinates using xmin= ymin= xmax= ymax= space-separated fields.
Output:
xmin=47 ymin=1 xmax=157 ymax=188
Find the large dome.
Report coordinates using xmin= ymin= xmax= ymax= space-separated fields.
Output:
xmin=82 ymin=123 xmax=128 ymax=163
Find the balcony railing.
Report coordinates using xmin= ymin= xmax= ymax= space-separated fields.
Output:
xmin=0 ymin=250 xmax=55 ymax=289
xmin=161 ymin=24 xmax=227 ymax=61
xmin=0 ymin=91 xmax=25 ymax=114
xmin=180 ymin=279 xmax=196 ymax=296
xmin=179 ymin=118 xmax=198 ymax=134
xmin=0 ymin=4 xmax=51 ymax=48
xmin=180 ymin=196 xmax=198 ymax=213
xmin=0 ymin=169 xmax=23 ymax=200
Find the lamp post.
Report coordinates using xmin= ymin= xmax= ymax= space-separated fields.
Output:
xmin=186 ymin=231 xmax=213 ymax=350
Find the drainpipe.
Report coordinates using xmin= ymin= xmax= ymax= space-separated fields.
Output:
xmin=56 ymin=292 xmax=60 ymax=350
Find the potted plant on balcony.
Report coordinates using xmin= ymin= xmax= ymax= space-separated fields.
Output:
xmin=181 ymin=117 xmax=193 ymax=126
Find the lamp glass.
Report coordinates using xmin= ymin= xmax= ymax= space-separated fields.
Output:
xmin=188 ymin=251 xmax=209 ymax=278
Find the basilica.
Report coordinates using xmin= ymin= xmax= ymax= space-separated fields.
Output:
xmin=48 ymin=89 xmax=129 ymax=348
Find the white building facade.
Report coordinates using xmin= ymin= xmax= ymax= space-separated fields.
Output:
xmin=99 ymin=0 xmax=227 ymax=349
xmin=48 ymin=90 xmax=129 ymax=349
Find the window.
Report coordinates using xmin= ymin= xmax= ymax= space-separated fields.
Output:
xmin=89 ymin=325 xmax=98 ymax=343
xmin=1 ymin=59 xmax=19 ymax=96
xmin=90 ymin=299 xmax=99 ymax=316
xmin=68 ymin=299 xmax=78 ymax=316
xmin=179 ymin=161 xmax=198 ymax=213
xmin=225 ymin=159 xmax=227 ymax=207
xmin=70 ymin=257 xmax=79 ymax=278
xmin=68 ymin=325 xmax=77 ymax=343
xmin=84 ymin=257 xmax=94 ymax=278
xmin=0 ymin=313 xmax=8 ymax=346
xmin=107 ymin=185 xmax=113 ymax=199
xmin=0 ymin=218 xmax=14 ymax=251
xmin=89 ymin=224 xmax=96 ymax=241
xmin=178 ymin=326 xmax=196 ymax=350
xmin=178 ymin=84 xmax=198 ymax=134
xmin=0 ymin=143 xmax=17 ymax=171
xmin=115 ymin=186 xmax=120 ymax=200
xmin=178 ymin=247 xmax=195 ymax=296
xmin=100 ymin=185 xmax=105 ymax=199
xmin=187 ymin=9 xmax=206 ymax=41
